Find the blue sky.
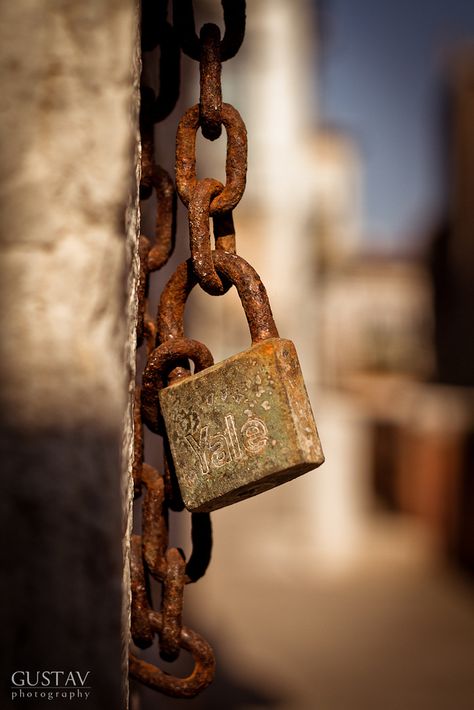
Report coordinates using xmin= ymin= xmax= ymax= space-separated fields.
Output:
xmin=318 ymin=0 xmax=474 ymax=250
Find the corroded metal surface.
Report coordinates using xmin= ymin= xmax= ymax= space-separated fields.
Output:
xmin=176 ymin=103 xmax=247 ymax=215
xmin=147 ymin=164 xmax=176 ymax=272
xmin=141 ymin=337 xmax=214 ymax=433
xmin=157 ymin=252 xmax=279 ymax=346
xmin=131 ymin=456 xmax=214 ymax=694
xmin=160 ymin=339 xmax=324 ymax=512
xmin=199 ymin=23 xmax=222 ymax=140
xmin=139 ymin=87 xmax=177 ymax=273
xmin=129 ymin=526 xmax=214 ymax=696
xmin=129 ymin=612 xmax=215 ymax=698
xmin=130 ymin=535 xmax=154 ymax=649
xmin=188 ymin=178 xmax=232 ymax=295
xmin=173 ymin=0 xmax=246 ymax=62
xmin=159 ymin=548 xmax=185 ymax=661
xmin=173 ymin=0 xmax=245 ymax=301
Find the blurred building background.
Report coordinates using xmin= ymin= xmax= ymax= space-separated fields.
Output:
xmin=136 ymin=0 xmax=474 ymax=708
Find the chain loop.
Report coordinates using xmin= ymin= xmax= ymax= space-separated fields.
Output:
xmin=176 ymin=103 xmax=247 ymax=215
xmin=139 ymin=93 xmax=176 ymax=273
xmin=131 ymin=433 xmax=215 ymax=689
xmin=141 ymin=337 xmax=214 ymax=434
xmin=147 ymin=165 xmax=177 ymax=272
xmin=130 ymin=535 xmax=154 ymax=649
xmin=189 ymin=178 xmax=235 ymax=295
xmin=139 ymin=461 xmax=212 ymax=585
xmin=159 ymin=548 xmax=186 ymax=661
xmin=199 ymin=23 xmax=222 ymax=140
xmin=140 ymin=464 xmax=168 ymax=580
xmin=173 ymin=0 xmax=246 ymax=62
xmin=129 ymin=611 xmax=215 ymax=698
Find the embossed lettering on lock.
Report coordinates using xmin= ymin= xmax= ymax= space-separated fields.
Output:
xmin=153 ymin=251 xmax=324 ymax=513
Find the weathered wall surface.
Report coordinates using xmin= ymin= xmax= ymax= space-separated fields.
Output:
xmin=0 ymin=3 xmax=139 ymax=708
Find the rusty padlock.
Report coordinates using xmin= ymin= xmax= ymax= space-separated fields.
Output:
xmin=142 ymin=251 xmax=324 ymax=513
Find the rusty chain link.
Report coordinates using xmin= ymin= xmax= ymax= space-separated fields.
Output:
xmin=176 ymin=102 xmax=247 ymax=213
xmin=172 ymin=0 xmax=246 ymax=62
xmin=199 ymin=23 xmax=222 ymax=140
xmin=131 ymin=0 xmax=247 ymax=699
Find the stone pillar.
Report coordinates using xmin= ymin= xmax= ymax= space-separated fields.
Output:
xmin=0 ymin=3 xmax=139 ymax=708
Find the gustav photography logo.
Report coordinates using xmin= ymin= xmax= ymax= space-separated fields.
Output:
xmin=11 ymin=670 xmax=91 ymax=702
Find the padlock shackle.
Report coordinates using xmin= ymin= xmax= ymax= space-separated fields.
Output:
xmin=157 ymin=251 xmax=279 ymax=345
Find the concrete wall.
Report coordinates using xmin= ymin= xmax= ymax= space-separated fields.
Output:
xmin=0 ymin=3 xmax=139 ymax=708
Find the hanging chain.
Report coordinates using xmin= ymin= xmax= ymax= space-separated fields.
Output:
xmin=130 ymin=0 xmax=215 ymax=698
xmin=174 ymin=0 xmax=247 ymax=296
xmin=130 ymin=0 xmax=246 ymax=699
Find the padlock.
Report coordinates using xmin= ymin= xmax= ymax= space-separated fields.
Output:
xmin=144 ymin=251 xmax=324 ymax=513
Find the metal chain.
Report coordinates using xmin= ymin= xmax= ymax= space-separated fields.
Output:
xmin=174 ymin=0 xmax=247 ymax=295
xmin=130 ymin=0 xmax=246 ymax=699
xmin=130 ymin=0 xmax=215 ymax=699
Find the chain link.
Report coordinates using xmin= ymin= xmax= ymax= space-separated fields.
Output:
xmin=176 ymin=102 xmax=247 ymax=214
xmin=173 ymin=0 xmax=246 ymax=62
xmin=199 ymin=23 xmax=223 ymax=140
xmin=188 ymin=178 xmax=229 ymax=294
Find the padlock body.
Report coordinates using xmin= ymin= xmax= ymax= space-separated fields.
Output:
xmin=159 ymin=339 xmax=324 ymax=512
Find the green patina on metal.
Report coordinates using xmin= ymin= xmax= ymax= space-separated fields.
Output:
xmin=159 ymin=339 xmax=324 ymax=512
